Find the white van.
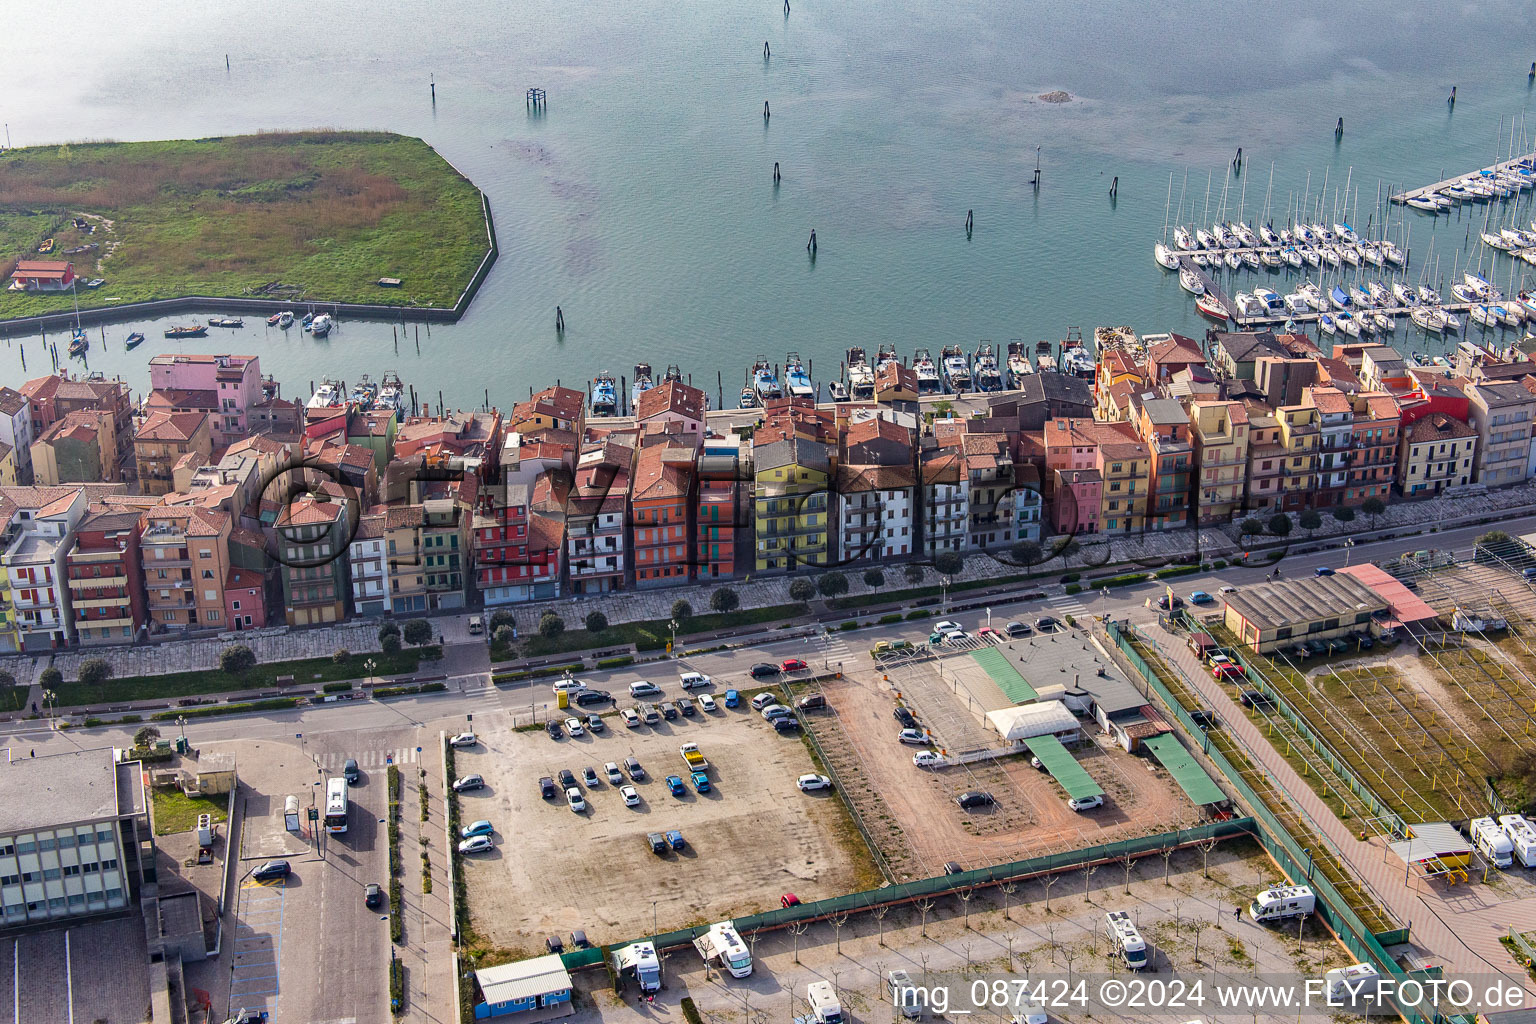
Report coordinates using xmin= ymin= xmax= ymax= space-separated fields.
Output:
xmin=1472 ymin=816 xmax=1514 ymax=868
xmin=807 ymin=981 xmax=844 ymax=1024
xmin=887 ymin=969 xmax=923 ymax=1019
xmin=467 ymin=614 xmax=484 ymax=636
xmin=1248 ymin=885 xmax=1315 ymax=922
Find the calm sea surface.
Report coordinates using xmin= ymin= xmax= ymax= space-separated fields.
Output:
xmin=6 ymin=0 xmax=1536 ymax=407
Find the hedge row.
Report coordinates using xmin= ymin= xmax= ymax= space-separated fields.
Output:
xmin=373 ymin=682 xmax=448 ymax=698
xmin=595 ymin=655 xmax=635 ymax=670
xmin=152 ymin=698 xmax=298 ymax=721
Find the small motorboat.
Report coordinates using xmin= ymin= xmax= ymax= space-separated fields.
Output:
xmin=68 ymin=330 xmax=88 ymax=357
xmin=124 ymin=331 xmax=145 ymax=349
xmin=266 ymin=312 xmax=283 ymax=325
xmin=1233 ymin=292 xmax=1266 ymax=318
xmin=309 ymin=313 xmax=333 ymax=337
xmin=738 ymin=386 xmax=758 ymax=409
xmin=1407 ymin=196 xmax=1442 ymax=212
xmin=1254 ymin=288 xmax=1285 ymax=315
xmin=1196 ymin=293 xmax=1229 ymax=321
xmin=209 ymin=317 xmax=244 ymax=328
xmin=590 ymin=372 xmax=618 ymax=416
xmin=827 ymin=380 xmax=849 ymax=401
xmin=1259 ymin=248 xmax=1283 ymax=269
xmin=84 ymin=278 xmax=104 ymax=288
xmin=1283 ymin=292 xmax=1311 ymax=316
xmin=302 ymin=312 xmax=316 ymax=327
xmin=277 ymin=311 xmax=295 ymax=328
xmin=164 ymin=324 xmax=208 ymax=338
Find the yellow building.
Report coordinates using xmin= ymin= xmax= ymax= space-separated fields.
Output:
xmin=753 ymin=438 xmax=832 ymax=573
xmin=1189 ymin=400 xmax=1250 ymax=523
xmin=1275 ymin=404 xmax=1319 ymax=511
xmin=0 ymin=444 xmax=17 ymax=488
xmin=1097 ymin=436 xmax=1151 ymax=534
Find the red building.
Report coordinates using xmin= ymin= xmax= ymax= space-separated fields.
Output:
xmin=65 ymin=504 xmax=146 ymax=645
xmin=223 ymin=567 xmax=269 ymax=630
xmin=8 ymin=260 xmax=75 ymax=292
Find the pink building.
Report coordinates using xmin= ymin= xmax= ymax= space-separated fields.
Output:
xmin=223 ymin=566 xmax=269 ymax=630
xmin=636 ymin=381 xmax=707 ymax=440
xmin=1051 ymin=467 xmax=1101 ymax=534
xmin=147 ymin=354 xmax=263 ymax=450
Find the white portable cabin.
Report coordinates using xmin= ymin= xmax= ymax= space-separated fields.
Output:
xmin=1323 ymin=963 xmax=1381 ymax=1003
xmin=1248 ymin=885 xmax=1315 ymax=922
xmin=693 ymin=921 xmax=753 ymax=978
xmin=806 ymin=981 xmax=844 ymax=1024
xmin=1499 ymin=814 xmax=1536 ymax=867
xmin=1103 ymin=910 xmax=1149 ymax=970
xmin=1472 ymin=817 xmax=1514 ymax=868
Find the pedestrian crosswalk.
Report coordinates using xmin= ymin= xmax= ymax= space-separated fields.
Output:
xmin=316 ymin=748 xmax=418 ymax=771
xmin=1047 ymin=593 xmax=1089 ymax=620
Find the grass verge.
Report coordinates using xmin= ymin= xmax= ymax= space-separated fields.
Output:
xmin=150 ymin=788 xmax=229 ymax=836
xmin=506 ymin=604 xmax=809 ymax=659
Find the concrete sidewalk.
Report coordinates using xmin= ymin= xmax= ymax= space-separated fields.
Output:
xmin=396 ymin=743 xmax=457 ymax=1024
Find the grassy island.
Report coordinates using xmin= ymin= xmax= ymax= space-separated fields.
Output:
xmin=0 ymin=130 xmax=490 ymax=317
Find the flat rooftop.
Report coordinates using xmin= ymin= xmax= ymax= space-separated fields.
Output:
xmin=0 ymin=748 xmax=123 ymax=834
xmin=1223 ymin=573 xmax=1388 ymax=632
xmin=1011 ymin=632 xmax=1146 ymax=715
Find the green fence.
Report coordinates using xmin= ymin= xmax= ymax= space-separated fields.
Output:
xmin=1106 ymin=622 xmax=1444 ymax=1024
xmin=1174 ymin=611 xmax=1411 ymax=837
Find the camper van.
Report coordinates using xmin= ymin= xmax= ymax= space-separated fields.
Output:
xmin=887 ymin=969 xmax=924 ymax=1019
xmin=693 ymin=921 xmax=753 ymax=978
xmin=1500 ymin=814 xmax=1536 ymax=867
xmin=1248 ymin=885 xmax=1315 ymax=923
xmin=612 ymin=942 xmax=663 ymax=993
xmin=1104 ymin=910 xmax=1149 ymax=970
xmin=1323 ymin=963 xmax=1382 ymax=1003
xmin=806 ymin=981 xmax=844 ymax=1024
xmin=1472 ymin=817 xmax=1514 ymax=868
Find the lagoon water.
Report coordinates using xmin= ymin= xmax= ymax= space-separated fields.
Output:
xmin=7 ymin=0 xmax=1536 ymax=407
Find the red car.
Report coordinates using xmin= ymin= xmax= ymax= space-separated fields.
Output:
xmin=781 ymin=893 xmax=801 ymax=908
xmin=781 ymin=658 xmax=808 ymax=672
xmin=1213 ymin=664 xmax=1245 ymax=681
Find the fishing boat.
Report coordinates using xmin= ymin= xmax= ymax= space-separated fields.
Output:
xmin=164 ymin=324 xmax=208 ymax=338
xmin=1330 ymin=285 xmax=1351 ymax=311
xmin=875 ymin=344 xmax=898 ymax=376
xmin=349 ymin=375 xmax=378 ymax=406
xmin=124 ymin=331 xmax=145 ymax=349
xmin=1153 ymin=242 xmax=1178 ymax=270
xmin=847 ymin=347 xmax=876 ymax=400
xmin=912 ymin=348 xmax=942 ymax=395
xmin=633 ymin=362 xmax=657 ymax=409
xmin=308 ymin=379 xmax=344 ymax=409
xmin=738 ymin=386 xmax=758 ymax=409
xmin=68 ymin=330 xmax=88 ymax=357
xmin=1061 ymin=347 xmax=1095 ymax=378
xmin=940 ymin=345 xmax=972 ymax=393
xmin=784 ymin=352 xmax=814 ymax=398
xmin=1179 ymin=266 xmax=1205 ymax=295
xmin=310 ymin=313 xmax=333 ymax=338
xmin=1005 ymin=341 xmax=1034 ymax=385
xmin=590 ymin=372 xmax=618 ymax=416
xmin=973 ymin=343 xmax=1003 ymax=392
xmin=209 ymin=317 xmax=244 ymax=328
xmin=373 ymin=372 xmax=406 ymax=417
xmin=1196 ymin=293 xmax=1229 ymax=321
xmin=277 ymin=311 xmax=295 ymax=328
xmin=749 ymin=357 xmax=780 ymax=403
xmin=827 ymin=379 xmax=849 ymax=402
xmin=1254 ymin=288 xmax=1285 ymax=315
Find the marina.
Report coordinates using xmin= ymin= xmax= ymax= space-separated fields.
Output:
xmin=1390 ymin=152 xmax=1536 ymax=207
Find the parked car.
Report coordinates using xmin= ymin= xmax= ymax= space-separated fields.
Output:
xmin=797 ymin=774 xmax=832 ymax=792
xmin=678 ymin=671 xmax=711 ymax=690
xmin=956 ymin=790 xmax=995 ymax=810
xmin=564 ymin=717 xmax=585 ymax=737
xmin=898 ymin=728 xmax=927 ymax=745
xmin=935 ymin=620 xmax=962 ymax=633
xmin=665 ymin=775 xmax=687 ymax=797
xmin=1005 ymin=620 xmax=1032 ymax=637
xmin=912 ymin=750 xmax=944 ymax=768
xmin=558 ymin=768 xmax=577 ymax=788
xmin=624 ymin=756 xmax=645 ymax=780
xmin=629 ymin=680 xmax=662 ymax=698
xmin=1213 ymin=664 xmax=1245 ymax=681
xmin=571 ymin=930 xmax=591 ymax=949
xmin=364 ymin=882 xmax=384 ymax=909
xmin=1156 ymin=595 xmax=1184 ymax=611
xmin=749 ymin=662 xmax=780 ymax=679
xmin=1068 ymin=794 xmax=1104 ymax=812
xmin=698 ymin=693 xmax=719 ymax=712
xmin=605 ymin=762 xmax=624 ymax=784
xmin=621 ymin=708 xmax=641 ymax=727
xmin=458 ymin=836 xmax=494 ymax=854
xmin=893 ymin=706 xmax=918 ymax=729
xmin=976 ymin=627 xmax=1003 ymax=642
xmin=539 ymin=776 xmax=557 ymax=799
xmin=1029 ymin=755 xmax=1046 ymax=771
xmin=452 ymin=774 xmax=484 ymax=792
xmin=621 ymin=785 xmax=641 ymax=807
xmin=1304 ymin=639 xmax=1329 ymax=656
xmin=772 ymin=716 xmax=801 ymax=733
xmin=449 ymin=732 xmax=477 ymax=748
xmin=252 ymin=860 xmax=290 ymax=881
xmin=691 ymin=771 xmax=711 ymax=793
xmin=647 ymin=832 xmax=667 ymax=854
xmin=460 ymin=819 xmax=494 ymax=839
xmin=1034 ymin=616 xmax=1060 ymax=630
xmin=574 ymin=689 xmax=613 ymax=707
xmin=1285 ymin=644 xmax=1310 ymax=661
xmin=1327 ymin=638 xmax=1350 ymax=655
xmin=942 ymin=630 xmax=971 ymax=644
xmin=944 ymin=861 xmax=963 ymax=875
xmin=546 ymin=721 xmax=563 ymax=740
xmin=780 ymin=893 xmax=801 ymax=908
xmin=1314 ymin=566 xmax=1336 ymax=576
xmin=659 ymin=701 xmax=678 ymax=720
xmin=1189 ymin=591 xmax=1215 ymax=605
xmin=586 ymin=713 xmax=606 ymax=733
xmin=677 ymin=697 xmax=696 ymax=716
xmin=796 ymin=693 xmax=826 ymax=710
xmin=781 ymin=658 xmax=808 ymax=672
xmin=665 ymin=829 xmax=686 ymax=851
xmin=1189 ymin=709 xmax=1218 ymax=730
xmin=724 ymin=689 xmax=741 ymax=707
xmin=582 ymin=766 xmax=600 ymax=787
xmin=546 ymin=935 xmax=564 ymax=954
xmin=1219 ymin=585 xmax=1238 ymax=594
xmin=1349 ymin=632 xmax=1375 ymax=650
xmin=566 ymin=787 xmax=587 ymax=813
xmin=1239 ymin=689 xmax=1276 ymax=710
xmin=1524 ymin=566 xmax=1536 ymax=582
xmin=760 ymin=703 xmax=792 ymax=721
xmin=750 ymin=692 xmax=779 ymax=711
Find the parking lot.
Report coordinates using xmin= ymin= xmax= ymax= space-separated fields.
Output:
xmin=453 ymin=681 xmax=873 ymax=950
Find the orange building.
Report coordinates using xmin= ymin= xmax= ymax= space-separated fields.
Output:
xmin=630 ymin=438 xmax=697 ymax=588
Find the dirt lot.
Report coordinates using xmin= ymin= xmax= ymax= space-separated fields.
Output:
xmin=814 ymin=647 xmax=1204 ymax=881
xmin=455 ymin=695 xmax=872 ymax=950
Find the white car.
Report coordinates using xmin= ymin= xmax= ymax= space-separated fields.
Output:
xmin=1068 ymin=794 xmax=1105 ymax=812
xmin=620 ymin=784 xmax=641 ymax=807
xmin=678 ymin=671 xmax=711 ymax=690
xmin=564 ymin=717 xmax=585 ymax=737
xmin=912 ymin=750 xmax=945 ymax=768
xmin=620 ymin=708 xmax=641 ymax=727
xmin=452 ymin=774 xmax=484 ymax=791
xmin=458 ymin=835 xmax=493 ymax=854
xmin=797 ymin=774 xmax=832 ymax=792
xmin=566 ymin=787 xmax=587 ymax=813
xmin=629 ymin=680 xmax=662 ymax=698
xmin=697 ymin=693 xmax=718 ymax=712
xmin=449 ymin=732 xmax=477 ymax=748
xmin=935 ymin=620 xmax=962 ymax=633
xmin=605 ymin=762 xmax=624 ymax=784
xmin=897 ymin=728 xmax=927 ymax=745
xmin=1219 ymin=585 xmax=1238 ymax=594
xmin=943 ymin=630 xmax=970 ymax=644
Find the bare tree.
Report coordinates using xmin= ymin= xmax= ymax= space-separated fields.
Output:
xmin=1017 ymin=945 xmax=1034 ymax=977
xmin=1120 ymin=852 xmax=1136 ymax=894
xmin=1042 ymin=872 xmax=1059 ymax=914
xmin=1005 ymin=932 xmax=1015 ymax=971
xmin=873 ymin=902 xmax=890 ymax=946
xmin=918 ymin=898 xmax=936 ymax=938
xmin=788 ymin=920 xmax=808 ymax=963
xmin=961 ymin=939 xmax=974 ymax=968
xmin=1000 ymin=880 xmax=1018 ymax=923
xmin=1082 ymin=860 xmax=1099 ymax=903
xmin=1046 ymin=923 xmax=1058 ymax=963
xmin=1199 ymin=837 xmax=1219 ymax=879
xmin=1193 ymin=920 xmax=1207 ymax=964
xmin=1063 ymin=944 xmax=1079 ymax=981
xmin=959 ymin=887 xmax=975 ymax=930
xmin=830 ymin=912 xmax=849 ymax=955
xmin=1160 ymin=845 xmax=1176 ymax=885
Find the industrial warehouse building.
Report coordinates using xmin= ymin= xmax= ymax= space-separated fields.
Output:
xmin=1221 ymin=574 xmax=1390 ymax=653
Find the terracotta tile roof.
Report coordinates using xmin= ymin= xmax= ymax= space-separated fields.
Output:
xmin=54 ymin=378 xmax=123 ymax=403
xmin=630 ymin=440 xmax=694 ymax=501
xmin=383 ymin=503 xmax=426 ymax=530
xmin=354 ymin=512 xmax=386 ymax=540
xmin=226 ymin=435 xmax=287 ymax=458
xmin=145 ymin=388 xmax=217 ymax=412
xmin=225 ymin=567 xmax=263 ymax=590
xmin=0 ymin=485 xmax=83 ymax=514
xmin=1407 ymin=413 xmax=1475 ymax=443
xmin=637 ymin=380 xmax=706 ymax=422
xmin=38 ymin=410 xmax=104 ymax=444
xmin=1305 ymin=387 xmax=1352 ymax=415
xmin=142 ymin=505 xmax=229 ymax=537
xmin=836 ymin=463 xmax=916 ymax=493
xmin=528 ymin=512 xmax=565 ymax=550
xmin=875 ymin=360 xmax=918 ymax=393
xmin=276 ymin=494 xmax=345 ymax=527
xmin=1147 ymin=334 xmax=1206 ymax=366
xmin=19 ymin=375 xmax=61 ymax=403
xmin=137 ymin=411 xmax=207 ymax=443
xmin=753 ymin=437 xmax=832 ymax=474
xmin=1360 ymin=393 xmax=1401 ymax=420
xmin=512 ymin=385 xmax=584 ymax=424
xmin=0 ymin=387 xmax=26 ymax=417
xmin=844 ymin=417 xmax=912 ymax=447
xmin=921 ymin=448 xmax=963 ymax=484
xmin=76 ymin=504 xmax=142 ymax=534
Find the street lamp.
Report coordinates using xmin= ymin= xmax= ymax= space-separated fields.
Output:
xmin=1343 ymin=538 xmax=1356 ymax=566
xmin=41 ymin=689 xmax=55 ymax=725
xmin=364 ymin=657 xmax=376 ymax=685
xmin=176 ymin=715 xmax=187 ymax=747
xmin=940 ymin=576 xmax=950 ymax=613
xmin=668 ymin=619 xmax=678 ymax=657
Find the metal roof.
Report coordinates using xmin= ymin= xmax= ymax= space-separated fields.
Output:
xmin=474 ymin=954 xmax=572 ymax=1005
xmin=1021 ymin=735 xmax=1104 ymax=800
xmin=970 ymin=648 xmax=1037 ymax=703
xmin=1221 ymin=574 xmax=1388 ymax=632
xmin=1388 ymin=821 xmax=1472 ymax=865
xmin=1141 ymin=734 xmax=1227 ymax=807
xmin=986 ymin=701 xmax=1079 ymax=741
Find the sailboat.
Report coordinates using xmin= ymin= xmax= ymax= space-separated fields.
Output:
xmin=1179 ymin=266 xmax=1205 ymax=295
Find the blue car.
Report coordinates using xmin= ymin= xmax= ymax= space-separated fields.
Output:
xmin=691 ymin=771 xmax=711 ymax=793
xmin=1314 ymin=566 xmax=1335 ymax=577
xmin=665 ymin=829 xmax=686 ymax=850
xmin=665 ymin=775 xmax=687 ymax=797
xmin=724 ymin=689 xmax=740 ymax=708
xmin=460 ymin=819 xmax=495 ymax=839
xmin=1189 ymin=591 xmax=1215 ymax=605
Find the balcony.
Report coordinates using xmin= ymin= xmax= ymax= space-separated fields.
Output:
xmin=69 ymin=575 xmax=127 ymax=589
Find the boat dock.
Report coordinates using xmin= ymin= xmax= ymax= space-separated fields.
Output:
xmin=1177 ymin=255 xmax=1232 ymax=317
xmin=1225 ymin=300 xmax=1479 ymax=330
xmin=1390 ymin=152 xmax=1536 ymax=205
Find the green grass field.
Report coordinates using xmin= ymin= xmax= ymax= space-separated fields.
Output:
xmin=151 ymin=788 xmax=229 ymax=836
xmin=0 ymin=131 xmax=488 ymax=317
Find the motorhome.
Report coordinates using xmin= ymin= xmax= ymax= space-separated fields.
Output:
xmin=1500 ymin=814 xmax=1536 ymax=867
xmin=693 ymin=921 xmax=753 ymax=978
xmin=1323 ymin=963 xmax=1381 ymax=1003
xmin=1104 ymin=910 xmax=1149 ymax=970
xmin=1472 ymin=817 xmax=1514 ymax=868
xmin=806 ymin=981 xmax=844 ymax=1024
xmin=1248 ymin=885 xmax=1315 ymax=923
xmin=887 ymin=969 xmax=924 ymax=1019
xmin=612 ymin=941 xmax=663 ymax=993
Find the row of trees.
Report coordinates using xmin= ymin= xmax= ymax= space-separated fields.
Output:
xmin=1239 ymin=497 xmax=1386 ymax=541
